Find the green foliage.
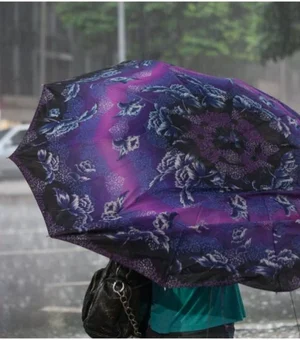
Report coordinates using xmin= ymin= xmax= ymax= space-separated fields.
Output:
xmin=55 ymin=2 xmax=263 ymax=71
xmin=182 ymin=2 xmax=262 ymax=62
xmin=259 ymin=2 xmax=300 ymax=62
xmin=56 ymin=3 xmax=117 ymax=34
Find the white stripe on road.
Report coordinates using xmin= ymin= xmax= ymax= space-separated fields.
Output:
xmin=0 ymin=228 xmax=46 ymax=236
xmin=45 ymin=281 xmax=90 ymax=288
xmin=40 ymin=306 xmax=82 ymax=313
xmin=235 ymin=321 xmax=298 ymax=330
xmin=38 ymin=307 xmax=300 ymax=332
xmin=0 ymin=247 xmax=86 ymax=256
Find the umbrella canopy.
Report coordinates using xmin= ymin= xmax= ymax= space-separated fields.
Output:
xmin=10 ymin=60 xmax=300 ymax=292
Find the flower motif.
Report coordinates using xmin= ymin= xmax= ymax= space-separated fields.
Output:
xmin=54 ymin=188 xmax=70 ymax=209
xmin=233 ymin=95 xmax=262 ymax=113
xmin=260 ymin=249 xmax=298 ymax=271
xmin=75 ymin=69 xmax=120 ymax=85
xmin=113 ymin=136 xmax=140 ymax=159
xmin=287 ymin=116 xmax=299 ymax=128
xmin=169 ymin=260 xmax=183 ymax=274
xmin=209 ymin=170 xmax=241 ymax=192
xmin=141 ymin=60 xmax=153 ymax=67
xmin=70 ymin=194 xmax=94 ymax=216
xmin=206 ymin=251 xmax=228 ymax=265
xmin=63 ymin=84 xmax=80 ymax=102
xmin=289 ymin=276 xmax=300 ymax=289
xmin=278 ymin=249 xmax=299 ymax=268
xmin=104 ymin=203 xmax=116 ymax=214
xmin=273 ymin=224 xmax=286 ymax=244
xmin=143 ymin=84 xmax=201 ymax=108
xmin=173 ymin=73 xmax=227 ymax=109
xmin=117 ymin=99 xmax=145 ymax=116
xmin=53 ymin=188 xmax=94 ymax=230
xmin=48 ymin=108 xmax=60 ymax=118
xmin=37 ymin=147 xmax=50 ymax=162
xmin=169 ymin=84 xmax=202 ymax=108
xmin=274 ymin=195 xmax=296 ymax=216
xmin=269 ymin=118 xmax=291 ymax=138
xmin=100 ymin=69 xmax=121 ymax=78
xmin=39 ymin=120 xmax=78 ymax=137
xmin=71 ymin=160 xmax=96 ymax=182
xmin=209 ymin=171 xmax=225 ymax=187
xmin=259 ymin=95 xmax=274 ymax=108
xmin=150 ymin=149 xmax=213 ymax=206
xmin=126 ymin=136 xmax=140 ymax=151
xmin=175 ymin=160 xmax=207 ymax=205
xmin=128 ymin=227 xmax=170 ymax=251
xmin=37 ymin=149 xmax=59 ymax=184
xmin=149 ymin=149 xmax=183 ymax=188
xmin=109 ymin=77 xmax=135 ymax=84
xmin=153 ymin=212 xmax=178 ymax=231
xmin=175 ymin=161 xmax=205 ymax=188
xmin=105 ymin=226 xmax=170 ymax=252
xmin=229 ymin=195 xmax=248 ymax=220
xmin=172 ymin=105 xmax=190 ymax=116
xmin=192 ymin=250 xmax=235 ymax=273
xmin=269 ymin=168 xmax=294 ymax=191
xmin=236 ymin=238 xmax=252 ymax=253
xmin=157 ymin=149 xmax=184 ymax=175
xmin=188 ymin=221 xmax=209 ymax=233
xmin=281 ymin=152 xmax=298 ymax=173
xmin=119 ymin=60 xmax=140 ymax=68
xmin=100 ymin=213 xmax=116 ymax=221
xmin=262 ymin=250 xmax=281 ymax=269
xmin=201 ymin=84 xmax=227 ymax=109
xmin=37 ymin=149 xmax=59 ymax=171
xmin=39 ymin=104 xmax=98 ymax=137
xmin=101 ymin=192 xmax=127 ymax=221
xmin=253 ymin=152 xmax=297 ymax=191
xmin=175 ymin=72 xmax=204 ymax=89
xmin=259 ymin=109 xmax=277 ymax=121
xmin=232 ymin=227 xmax=247 ymax=244
xmin=148 ymin=104 xmax=184 ymax=140
xmin=75 ymin=160 xmax=96 ymax=175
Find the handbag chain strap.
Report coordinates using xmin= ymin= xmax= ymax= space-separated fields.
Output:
xmin=113 ymin=281 xmax=142 ymax=338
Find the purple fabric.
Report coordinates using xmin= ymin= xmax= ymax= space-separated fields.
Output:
xmin=10 ymin=60 xmax=300 ymax=291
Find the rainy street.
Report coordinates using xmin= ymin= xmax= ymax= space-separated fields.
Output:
xmin=1 ymin=180 xmax=300 ymax=338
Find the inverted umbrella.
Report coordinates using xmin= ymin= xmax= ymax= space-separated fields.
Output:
xmin=10 ymin=60 xmax=300 ymax=292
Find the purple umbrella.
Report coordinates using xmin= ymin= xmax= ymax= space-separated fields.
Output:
xmin=10 ymin=60 xmax=300 ymax=292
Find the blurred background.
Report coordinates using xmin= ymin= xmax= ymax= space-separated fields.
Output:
xmin=1 ymin=1 xmax=300 ymax=338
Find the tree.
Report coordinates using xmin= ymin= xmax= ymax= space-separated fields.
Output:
xmin=259 ymin=2 xmax=300 ymax=62
xmin=55 ymin=2 xmax=263 ymax=75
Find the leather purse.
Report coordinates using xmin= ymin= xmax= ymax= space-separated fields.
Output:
xmin=82 ymin=260 xmax=152 ymax=338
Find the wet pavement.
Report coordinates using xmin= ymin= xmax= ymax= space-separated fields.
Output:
xmin=1 ymin=181 xmax=300 ymax=338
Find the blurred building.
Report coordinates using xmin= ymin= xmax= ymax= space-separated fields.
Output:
xmin=0 ymin=2 xmax=101 ymax=123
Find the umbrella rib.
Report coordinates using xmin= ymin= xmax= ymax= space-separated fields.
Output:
xmin=289 ymin=291 xmax=300 ymax=337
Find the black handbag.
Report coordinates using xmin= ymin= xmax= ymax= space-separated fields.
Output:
xmin=82 ymin=260 xmax=152 ymax=338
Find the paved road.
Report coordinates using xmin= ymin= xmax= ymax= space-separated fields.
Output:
xmin=1 ymin=181 xmax=300 ymax=337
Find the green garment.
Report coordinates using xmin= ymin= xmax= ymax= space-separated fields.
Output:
xmin=149 ymin=283 xmax=246 ymax=334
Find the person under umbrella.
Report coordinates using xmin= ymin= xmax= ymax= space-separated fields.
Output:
xmin=146 ymin=283 xmax=245 ymax=338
